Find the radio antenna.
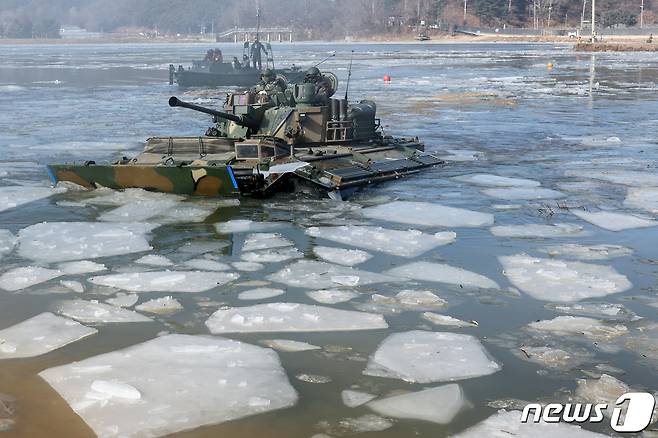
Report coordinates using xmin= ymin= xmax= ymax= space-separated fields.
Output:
xmin=344 ymin=50 xmax=354 ymax=101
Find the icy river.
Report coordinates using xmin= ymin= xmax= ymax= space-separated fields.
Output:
xmin=0 ymin=42 xmax=657 ymax=437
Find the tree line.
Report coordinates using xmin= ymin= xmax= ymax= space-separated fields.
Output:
xmin=0 ymin=0 xmax=654 ymax=39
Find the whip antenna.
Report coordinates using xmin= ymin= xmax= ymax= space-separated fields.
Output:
xmin=344 ymin=50 xmax=354 ymax=101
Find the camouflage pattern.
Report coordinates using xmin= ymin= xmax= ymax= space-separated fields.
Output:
xmin=50 ymin=70 xmax=443 ymax=200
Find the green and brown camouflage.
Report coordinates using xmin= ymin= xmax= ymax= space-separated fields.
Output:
xmin=48 ymin=70 xmax=443 ymax=200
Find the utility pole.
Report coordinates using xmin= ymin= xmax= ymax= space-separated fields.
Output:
xmin=580 ymin=0 xmax=587 ymax=31
xmin=640 ymin=0 xmax=645 ymax=28
xmin=463 ymin=0 xmax=467 ymax=24
xmin=591 ymin=0 xmax=596 ymax=39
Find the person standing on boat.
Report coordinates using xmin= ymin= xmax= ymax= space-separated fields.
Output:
xmin=250 ymin=36 xmax=268 ymax=70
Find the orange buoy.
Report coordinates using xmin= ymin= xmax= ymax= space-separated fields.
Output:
xmin=383 ymin=74 xmax=392 ymax=82
xmin=547 ymin=62 xmax=554 ymax=70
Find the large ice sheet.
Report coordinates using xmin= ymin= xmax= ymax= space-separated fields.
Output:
xmin=39 ymin=334 xmax=298 ymax=437
xmin=242 ymin=233 xmax=294 ymax=252
xmin=361 ymin=201 xmax=493 ymax=228
xmin=313 ymin=246 xmax=372 ymax=266
xmin=205 ymin=303 xmax=388 ymax=333
xmin=542 ymin=243 xmax=632 ymax=260
xmin=268 ymin=260 xmax=395 ymax=289
xmin=0 ymin=266 xmax=62 ymax=291
xmin=453 ymin=410 xmax=608 ymax=437
xmin=499 ymin=254 xmax=632 ymax=302
xmin=306 ymin=226 xmax=455 ymax=257
xmin=482 ymin=187 xmax=565 ymax=200
xmin=89 ymin=271 xmax=239 ymax=293
xmin=572 ymin=210 xmax=657 ymax=231
xmin=490 ymin=223 xmax=583 ymax=238
xmin=0 ymin=186 xmax=57 ymax=213
xmin=364 ymin=330 xmax=500 ymax=383
xmin=0 ymin=230 xmax=15 ymax=260
xmin=17 ymin=222 xmax=156 ymax=263
xmin=386 ymin=262 xmax=499 ymax=289
xmin=366 ymin=384 xmax=466 ymax=424
xmin=56 ymin=300 xmax=152 ymax=323
xmin=0 ymin=312 xmax=97 ymax=359
xmin=625 ymin=187 xmax=658 ymax=214
xmin=453 ymin=174 xmax=540 ymax=188
xmin=215 ymin=220 xmax=281 ymax=234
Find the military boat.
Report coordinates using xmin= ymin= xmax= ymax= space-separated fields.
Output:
xmin=48 ymin=70 xmax=443 ymax=200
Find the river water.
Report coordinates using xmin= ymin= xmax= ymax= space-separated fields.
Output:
xmin=0 ymin=42 xmax=657 ymax=437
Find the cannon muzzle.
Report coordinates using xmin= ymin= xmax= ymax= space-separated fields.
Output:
xmin=168 ymin=96 xmax=258 ymax=129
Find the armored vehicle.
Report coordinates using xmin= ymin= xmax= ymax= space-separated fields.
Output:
xmin=48 ymin=70 xmax=443 ymax=200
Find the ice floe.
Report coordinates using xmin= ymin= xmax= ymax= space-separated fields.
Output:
xmin=0 ymin=230 xmax=15 ymax=260
xmin=60 ymin=280 xmax=84 ymax=293
xmin=0 ymin=313 xmax=97 ymax=359
xmin=98 ymin=197 xmax=181 ymax=223
xmin=542 ymin=243 xmax=632 ymax=260
xmin=317 ymin=414 xmax=394 ymax=434
xmin=296 ymin=374 xmax=332 ymax=384
xmin=58 ymin=261 xmax=107 ymax=275
xmin=490 ymin=223 xmax=583 ymax=238
xmin=482 ymin=187 xmax=565 ymax=200
xmin=364 ymin=330 xmax=500 ymax=383
xmin=499 ymin=254 xmax=632 ymax=302
xmin=105 ymin=293 xmax=138 ymax=308
xmin=366 ymin=384 xmax=466 ymax=424
xmin=0 ymin=266 xmax=62 ymax=291
xmin=39 ymin=334 xmax=298 ymax=437
xmin=205 ymin=303 xmax=388 ymax=333
xmin=453 ymin=409 xmax=608 ymax=437
xmin=269 ymin=260 xmax=394 ymax=289
xmin=260 ymin=339 xmax=320 ymax=352
xmin=135 ymin=296 xmax=183 ymax=314
xmin=0 ymin=186 xmax=58 ymax=213
xmin=306 ymin=289 xmax=359 ymax=304
xmin=528 ymin=316 xmax=628 ymax=341
xmin=306 ymin=226 xmax=455 ymax=257
xmin=355 ymin=290 xmax=448 ymax=315
xmin=232 ymin=262 xmax=264 ymax=272
xmin=453 ymin=173 xmax=540 ymax=187
xmin=135 ymin=255 xmax=173 ymax=267
xmin=517 ymin=346 xmax=593 ymax=370
xmin=570 ymin=169 xmax=658 ymax=187
xmin=625 ymin=187 xmax=658 ymax=214
xmin=361 ymin=201 xmax=493 ymax=228
xmin=17 ymin=222 xmax=156 ymax=263
xmin=88 ymin=271 xmax=238 ymax=293
xmin=575 ymin=374 xmax=631 ymax=419
xmin=312 ymin=246 xmax=372 ymax=266
xmin=386 ymin=262 xmax=499 ymax=289
xmin=572 ymin=210 xmax=657 ymax=231
xmin=215 ymin=220 xmax=281 ymax=234
xmin=183 ymin=259 xmax=230 ymax=271
xmin=546 ymin=302 xmax=639 ymax=321
xmin=242 ymin=233 xmax=294 ymax=252
xmin=238 ymin=288 xmax=285 ymax=300
xmin=342 ymin=389 xmax=377 ymax=408
xmin=241 ymin=247 xmax=303 ymax=263
xmin=56 ymin=300 xmax=152 ymax=323
xmin=422 ymin=312 xmax=477 ymax=327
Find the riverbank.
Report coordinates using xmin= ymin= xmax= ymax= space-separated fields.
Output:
xmin=575 ymin=41 xmax=657 ymax=51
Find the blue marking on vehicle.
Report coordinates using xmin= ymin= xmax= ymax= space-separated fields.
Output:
xmin=226 ymin=165 xmax=239 ymax=189
xmin=46 ymin=166 xmax=58 ymax=186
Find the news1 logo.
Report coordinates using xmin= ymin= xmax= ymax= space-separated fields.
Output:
xmin=521 ymin=392 xmax=656 ymax=433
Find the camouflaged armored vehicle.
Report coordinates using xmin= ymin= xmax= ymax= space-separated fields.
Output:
xmin=48 ymin=71 xmax=443 ymax=200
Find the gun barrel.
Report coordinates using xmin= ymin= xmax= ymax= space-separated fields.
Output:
xmin=168 ymin=96 xmax=256 ymax=128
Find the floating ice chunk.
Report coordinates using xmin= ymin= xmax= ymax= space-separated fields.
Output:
xmin=260 ymin=339 xmax=320 ymax=352
xmin=625 ymin=187 xmax=658 ymax=214
xmin=0 ymin=230 xmax=15 ymax=260
xmin=215 ymin=220 xmax=281 ymax=234
xmin=482 ymin=187 xmax=565 ymax=200
xmin=356 ymin=290 xmax=448 ymax=315
xmin=386 ymin=262 xmax=499 ymax=289
xmin=361 ymin=201 xmax=493 ymax=228
xmin=85 ymin=188 xmax=182 ymax=206
xmin=58 ymin=261 xmax=107 ymax=275
xmin=242 ymin=233 xmax=294 ymax=252
xmin=89 ymin=380 xmax=141 ymax=400
xmin=0 ymin=312 xmax=96 ymax=359
xmin=546 ymin=302 xmax=638 ymax=321
xmin=238 ymin=288 xmax=285 ymax=300
xmin=89 ymin=271 xmax=238 ymax=293
xmin=325 ymin=415 xmax=394 ymax=433
xmin=440 ymin=149 xmax=482 ymax=162
xmin=0 ymin=266 xmax=62 ymax=291
xmin=542 ymin=243 xmax=632 ymax=260
xmin=490 ymin=223 xmax=583 ymax=238
xmin=241 ymin=247 xmax=303 ymax=263
xmin=154 ymin=204 xmax=216 ymax=224
xmin=453 ymin=410 xmax=609 ymax=437
xmin=517 ymin=346 xmax=592 ymax=370
xmin=39 ymin=334 xmax=298 ymax=437
xmin=453 ymin=173 xmax=540 ymax=188
xmin=0 ymin=186 xmax=57 ymax=213
xmin=135 ymin=296 xmax=183 ymax=314
xmin=17 ymin=222 xmax=155 ymax=263
xmin=56 ymin=300 xmax=152 ymax=323
xmin=206 ymin=303 xmax=388 ymax=333
xmin=306 ymin=226 xmax=455 ymax=257
xmin=60 ymin=280 xmax=84 ymax=293
xmin=570 ymin=169 xmax=658 ymax=187
xmin=422 ymin=312 xmax=477 ymax=328
xmin=296 ymin=374 xmax=332 ymax=383
xmin=105 ymin=293 xmax=138 ymax=308
xmin=313 ymin=246 xmax=372 ymax=266
xmin=232 ymin=262 xmax=264 ymax=272
xmin=499 ymin=254 xmax=632 ymax=302
xmin=342 ymin=390 xmax=377 ymax=408
xmin=306 ymin=289 xmax=358 ymax=304
xmin=572 ymin=210 xmax=657 ymax=231
xmin=528 ymin=316 xmax=628 ymax=341
xmin=269 ymin=260 xmax=394 ymax=289
xmin=575 ymin=374 xmax=634 ymax=419
xmin=135 ymin=255 xmax=173 ymax=267
xmin=99 ymin=198 xmax=181 ymax=223
xmin=177 ymin=240 xmax=229 ymax=255
xmin=183 ymin=259 xmax=230 ymax=271
xmin=367 ymin=384 xmax=466 ymax=424
xmin=364 ymin=330 xmax=500 ymax=383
